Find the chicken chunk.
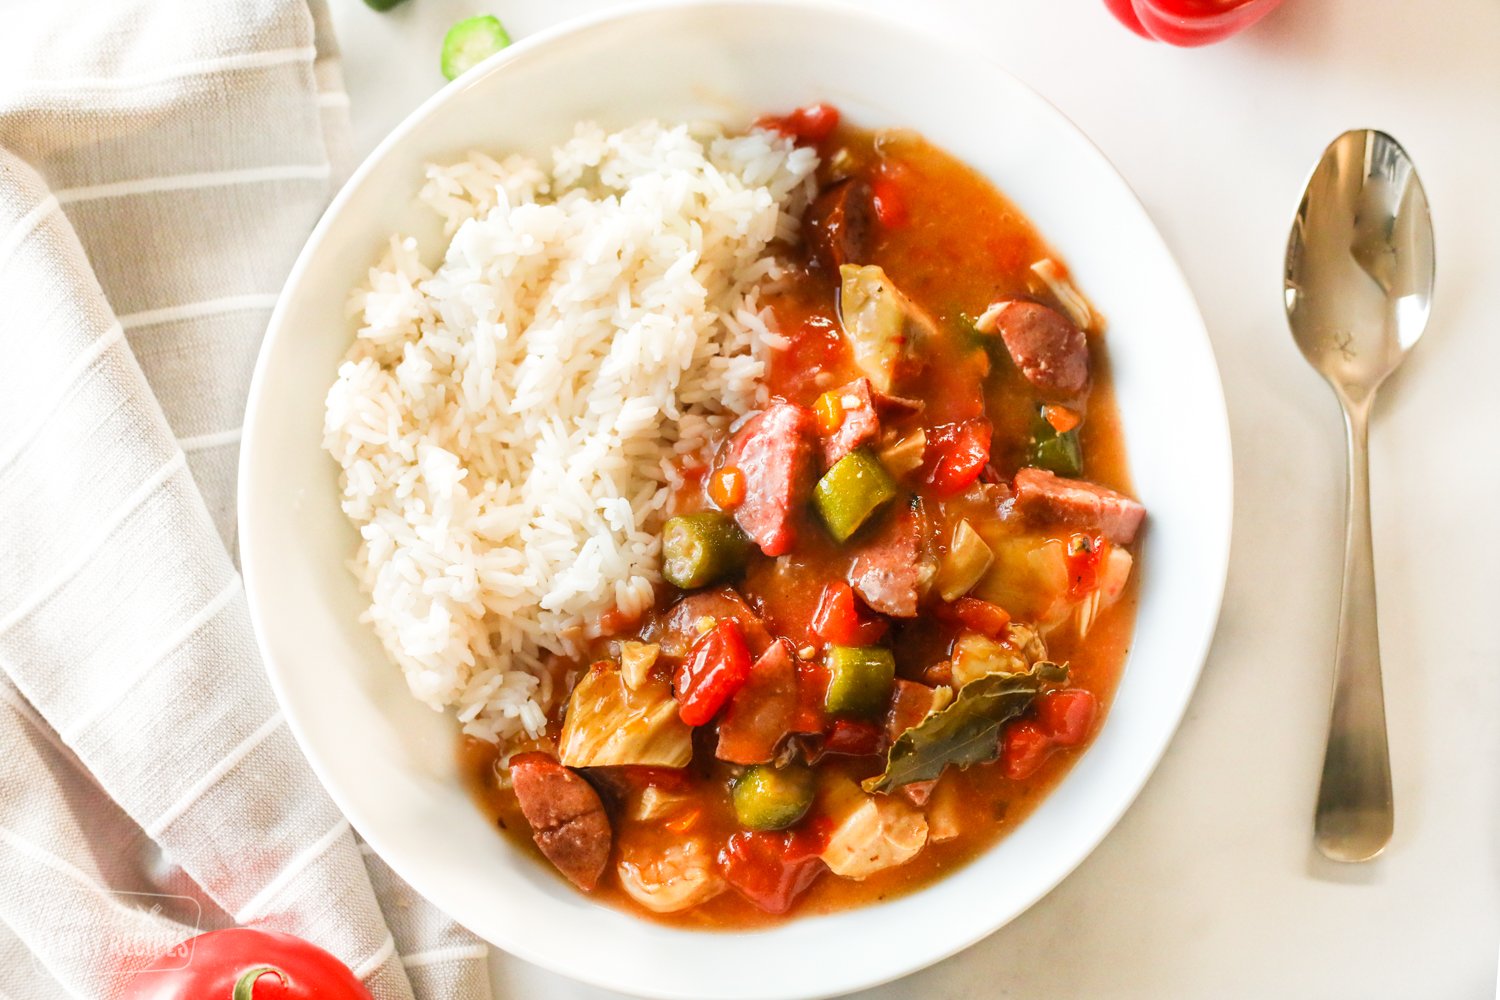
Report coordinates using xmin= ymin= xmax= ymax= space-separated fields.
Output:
xmin=819 ymin=781 xmax=929 ymax=879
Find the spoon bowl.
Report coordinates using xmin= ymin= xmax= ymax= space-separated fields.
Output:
xmin=1284 ymin=128 xmax=1434 ymax=862
xmin=1286 ymin=129 xmax=1434 ymax=402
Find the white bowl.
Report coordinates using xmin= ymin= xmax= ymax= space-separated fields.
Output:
xmin=239 ymin=3 xmax=1232 ymax=997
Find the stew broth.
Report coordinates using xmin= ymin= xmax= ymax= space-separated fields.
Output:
xmin=462 ymin=114 xmax=1140 ymax=928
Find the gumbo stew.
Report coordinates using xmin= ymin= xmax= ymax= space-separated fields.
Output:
xmin=463 ymin=105 xmax=1145 ymax=926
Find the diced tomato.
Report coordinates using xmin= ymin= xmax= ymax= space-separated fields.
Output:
xmin=674 ymin=620 xmax=753 ymax=726
xmin=768 ymin=310 xmax=847 ymax=399
xmin=1036 ymin=689 xmax=1097 ymax=747
xmin=755 ymin=103 xmax=841 ymax=146
xmin=950 ymin=597 xmax=1011 ymax=640
xmin=1065 ymin=533 xmax=1105 ymax=599
xmin=823 ymin=718 xmax=886 ymax=758
xmin=808 ymin=582 xmax=887 ymax=646
xmin=720 ymin=825 xmax=829 ymax=914
xmin=999 ymin=719 xmax=1054 ymax=780
xmin=871 ymin=174 xmax=908 ymax=228
xmin=924 ymin=418 xmax=992 ymax=495
xmin=708 ymin=465 xmax=747 ymax=509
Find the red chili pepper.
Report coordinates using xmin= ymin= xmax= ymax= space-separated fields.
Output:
xmin=809 ymin=582 xmax=888 ymax=646
xmin=674 ymin=620 xmax=752 ymax=726
xmin=1036 ymin=689 xmax=1098 ymax=747
xmin=823 ymin=718 xmax=886 ymax=758
xmin=923 ymin=418 xmax=992 ymax=495
xmin=120 ymin=928 xmax=372 ymax=1000
xmin=720 ymin=824 xmax=829 ymax=914
xmin=999 ymin=719 xmax=1054 ymax=781
xmin=755 ymin=103 xmax=841 ymax=145
xmin=1102 ymin=0 xmax=1283 ymax=46
xmin=1065 ymin=533 xmax=1105 ymax=599
xmin=949 ymin=597 xmax=1011 ymax=640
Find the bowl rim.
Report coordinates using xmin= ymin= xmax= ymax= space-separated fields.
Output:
xmin=239 ymin=1 xmax=1234 ymax=995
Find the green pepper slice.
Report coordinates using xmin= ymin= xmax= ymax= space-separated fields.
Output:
xmin=661 ymin=512 xmax=752 ymax=590
xmin=1029 ymin=410 xmax=1083 ymax=477
xmin=814 ymin=448 xmax=898 ymax=542
xmin=824 ymin=644 xmax=896 ymax=718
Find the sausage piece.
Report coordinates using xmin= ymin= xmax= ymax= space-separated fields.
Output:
xmin=1011 ymin=468 xmax=1146 ymax=545
xmin=653 ymin=586 xmax=773 ymax=659
xmin=821 ymin=377 xmax=925 ymax=469
xmin=821 ymin=378 xmax=881 ymax=468
xmin=509 ymin=752 xmax=612 ymax=891
xmin=805 ymin=177 xmax=874 ymax=270
xmin=982 ymin=300 xmax=1089 ymax=398
xmin=847 ymin=500 xmax=931 ymax=618
xmin=725 ymin=401 xmax=817 ymax=557
xmin=716 ymin=640 xmax=798 ymax=765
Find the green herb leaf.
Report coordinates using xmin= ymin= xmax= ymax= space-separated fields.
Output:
xmin=862 ymin=660 xmax=1067 ymax=794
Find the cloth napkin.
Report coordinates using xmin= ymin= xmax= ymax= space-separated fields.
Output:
xmin=0 ymin=1 xmax=493 ymax=997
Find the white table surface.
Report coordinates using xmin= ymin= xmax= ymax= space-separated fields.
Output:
xmin=326 ymin=1 xmax=1500 ymax=996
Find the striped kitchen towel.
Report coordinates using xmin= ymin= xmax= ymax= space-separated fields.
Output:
xmin=0 ymin=1 xmax=491 ymax=997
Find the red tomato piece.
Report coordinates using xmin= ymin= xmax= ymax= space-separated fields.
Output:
xmin=674 ymin=620 xmax=753 ymax=726
xmin=871 ymin=174 xmax=908 ymax=228
xmin=1065 ymin=534 xmax=1105 ymax=599
xmin=809 ymin=581 xmax=858 ymax=644
xmin=823 ymin=718 xmax=886 ymax=758
xmin=720 ymin=826 xmax=829 ymax=914
xmin=924 ymin=418 xmax=993 ymax=495
xmin=999 ymin=719 xmax=1055 ymax=781
xmin=809 ymin=582 xmax=887 ymax=646
xmin=1036 ymin=689 xmax=1098 ymax=747
xmin=756 ymin=103 xmax=841 ymax=145
xmin=950 ymin=597 xmax=1011 ymax=640
xmin=120 ymin=928 xmax=372 ymax=1000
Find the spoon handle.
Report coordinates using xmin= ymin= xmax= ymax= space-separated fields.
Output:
xmin=1314 ymin=400 xmax=1394 ymax=862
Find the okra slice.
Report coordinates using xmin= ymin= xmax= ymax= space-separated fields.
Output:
xmin=814 ymin=448 xmax=898 ymax=542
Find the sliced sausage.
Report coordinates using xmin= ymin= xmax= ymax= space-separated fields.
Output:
xmin=821 ymin=378 xmax=881 ymax=467
xmin=716 ymin=639 xmax=799 ymax=765
xmin=847 ymin=499 xmax=932 ymax=618
xmin=508 ymin=752 xmax=612 ymax=892
xmin=885 ymin=679 xmax=941 ymax=742
xmin=653 ymin=586 xmax=773 ymax=659
xmin=821 ymin=378 xmax=926 ymax=469
xmin=1011 ymin=467 xmax=1146 ymax=545
xmin=805 ymin=177 xmax=874 ymax=270
xmin=981 ymin=300 xmax=1089 ymax=398
xmin=725 ymin=401 xmax=817 ymax=557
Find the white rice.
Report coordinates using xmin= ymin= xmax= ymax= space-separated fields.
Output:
xmin=322 ymin=120 xmax=819 ymax=743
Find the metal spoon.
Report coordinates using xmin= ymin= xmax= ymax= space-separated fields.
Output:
xmin=1284 ymin=129 xmax=1433 ymax=863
